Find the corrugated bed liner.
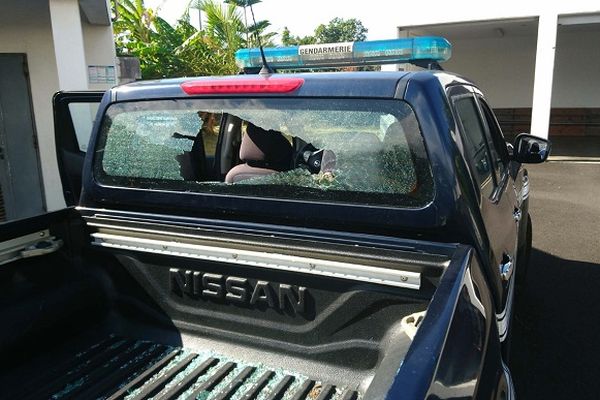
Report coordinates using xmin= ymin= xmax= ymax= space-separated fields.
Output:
xmin=8 ymin=336 xmax=361 ymax=400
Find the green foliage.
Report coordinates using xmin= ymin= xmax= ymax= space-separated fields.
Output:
xmin=247 ymin=20 xmax=276 ymax=46
xmin=314 ymin=18 xmax=368 ymax=43
xmin=111 ymin=0 xmax=275 ymax=79
xmin=281 ymin=27 xmax=316 ymax=46
xmin=280 ymin=18 xmax=368 ymax=47
xmin=111 ymin=1 xmax=370 ymax=78
xmin=112 ymin=0 xmax=155 ymax=44
xmin=223 ymin=0 xmax=261 ymax=7
xmin=280 ymin=18 xmax=373 ymax=71
xmin=200 ymin=0 xmax=243 ymax=50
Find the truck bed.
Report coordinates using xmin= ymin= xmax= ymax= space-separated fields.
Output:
xmin=0 ymin=210 xmax=457 ymax=400
xmin=3 ymin=333 xmax=358 ymax=400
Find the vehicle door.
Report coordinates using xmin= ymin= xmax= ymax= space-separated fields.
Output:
xmin=53 ymin=91 xmax=104 ymax=206
xmin=474 ymin=91 xmax=521 ymax=339
xmin=448 ymin=86 xmax=519 ymax=341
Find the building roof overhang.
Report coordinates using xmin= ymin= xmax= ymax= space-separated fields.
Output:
xmin=79 ymin=0 xmax=111 ymax=26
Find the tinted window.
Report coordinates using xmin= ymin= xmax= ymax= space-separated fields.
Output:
xmin=68 ymin=102 xmax=100 ymax=152
xmin=95 ymin=98 xmax=433 ymax=207
xmin=478 ymin=99 xmax=509 ymax=178
xmin=454 ymin=96 xmax=494 ymax=197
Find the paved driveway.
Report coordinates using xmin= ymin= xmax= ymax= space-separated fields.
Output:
xmin=510 ymin=162 xmax=600 ymax=399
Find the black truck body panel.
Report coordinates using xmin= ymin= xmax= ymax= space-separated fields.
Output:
xmin=79 ymin=71 xmax=522 ymax=316
xmin=0 ymin=208 xmax=499 ymax=400
xmin=0 ymin=69 xmax=536 ymax=399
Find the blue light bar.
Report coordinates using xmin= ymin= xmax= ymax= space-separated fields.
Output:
xmin=235 ymin=37 xmax=451 ymax=70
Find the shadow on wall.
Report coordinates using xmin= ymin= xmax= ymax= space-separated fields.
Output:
xmin=511 ymin=248 xmax=600 ymax=400
xmin=542 ymin=136 xmax=600 ymax=158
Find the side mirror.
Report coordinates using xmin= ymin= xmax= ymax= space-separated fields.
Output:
xmin=512 ymin=133 xmax=551 ymax=164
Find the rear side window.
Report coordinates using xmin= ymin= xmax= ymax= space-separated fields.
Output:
xmin=477 ymin=98 xmax=509 ymax=179
xmin=453 ymin=97 xmax=494 ymax=197
xmin=95 ymin=98 xmax=433 ymax=207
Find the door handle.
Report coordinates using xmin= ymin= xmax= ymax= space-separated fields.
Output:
xmin=513 ymin=207 xmax=522 ymax=222
xmin=500 ymin=254 xmax=514 ymax=282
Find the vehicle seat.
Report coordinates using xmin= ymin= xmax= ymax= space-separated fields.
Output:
xmin=175 ymin=131 xmax=207 ymax=181
xmin=225 ymin=124 xmax=292 ymax=183
xmin=383 ymin=121 xmax=418 ymax=192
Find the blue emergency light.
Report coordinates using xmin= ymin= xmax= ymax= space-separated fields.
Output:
xmin=235 ymin=37 xmax=451 ymax=70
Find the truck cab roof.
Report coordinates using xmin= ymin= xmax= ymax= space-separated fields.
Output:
xmin=78 ymin=69 xmax=479 ymax=237
xmin=111 ymin=70 xmax=476 ymax=101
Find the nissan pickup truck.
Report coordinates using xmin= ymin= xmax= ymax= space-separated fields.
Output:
xmin=0 ymin=38 xmax=550 ymax=400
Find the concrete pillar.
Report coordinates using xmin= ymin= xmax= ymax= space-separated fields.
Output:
xmin=530 ymin=13 xmax=558 ymax=139
xmin=49 ymin=0 xmax=89 ymax=90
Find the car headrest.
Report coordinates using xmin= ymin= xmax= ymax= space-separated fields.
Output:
xmin=241 ymin=123 xmax=293 ymax=171
xmin=384 ymin=121 xmax=406 ymax=147
xmin=239 ymin=129 xmax=265 ymax=161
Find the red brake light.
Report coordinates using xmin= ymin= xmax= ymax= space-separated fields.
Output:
xmin=181 ymin=77 xmax=304 ymax=95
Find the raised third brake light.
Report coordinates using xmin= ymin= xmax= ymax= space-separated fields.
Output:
xmin=181 ymin=77 xmax=304 ymax=95
xmin=235 ymin=37 xmax=452 ymax=70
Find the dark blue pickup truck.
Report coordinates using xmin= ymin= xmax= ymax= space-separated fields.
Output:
xmin=0 ymin=38 xmax=550 ymax=400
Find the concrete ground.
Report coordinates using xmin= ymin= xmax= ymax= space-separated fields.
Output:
xmin=510 ymin=161 xmax=600 ymax=399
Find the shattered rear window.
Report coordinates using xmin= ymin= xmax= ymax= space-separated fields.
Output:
xmin=95 ymin=98 xmax=433 ymax=207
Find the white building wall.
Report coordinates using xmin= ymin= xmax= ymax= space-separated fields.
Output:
xmin=390 ymin=1 xmax=599 ymax=29
xmin=442 ymin=35 xmax=537 ymax=108
xmin=390 ymin=1 xmax=600 ymax=138
xmin=0 ymin=4 xmax=64 ymax=212
xmin=82 ymin=20 xmax=118 ymax=91
xmin=552 ymin=29 xmax=600 ymax=108
xmin=0 ymin=0 xmax=117 ymax=212
xmin=49 ymin=0 xmax=89 ymax=91
xmin=79 ymin=20 xmax=118 ymax=149
xmin=420 ymin=27 xmax=600 ymax=110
